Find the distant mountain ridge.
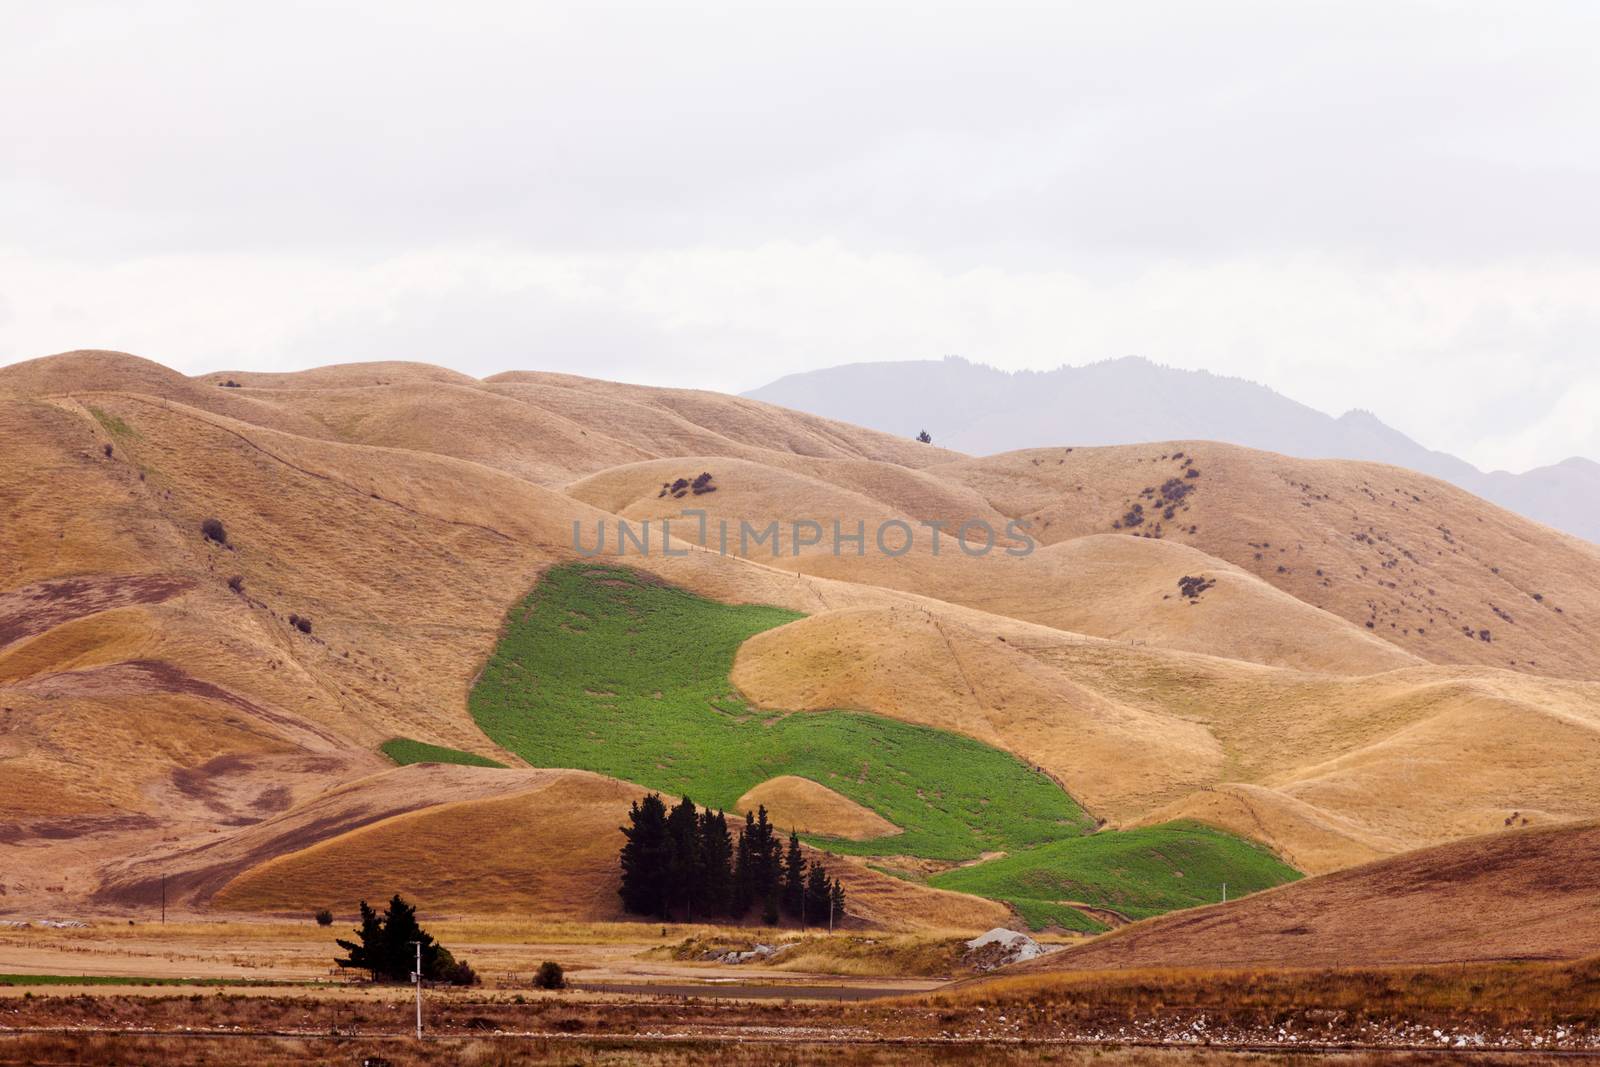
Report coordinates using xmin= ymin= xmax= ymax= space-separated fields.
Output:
xmin=745 ymin=356 xmax=1600 ymax=544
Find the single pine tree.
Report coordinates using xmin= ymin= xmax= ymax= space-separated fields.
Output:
xmin=783 ymin=830 xmax=807 ymax=919
xmin=751 ymin=806 xmax=781 ymax=905
xmin=829 ymin=878 xmax=846 ymax=926
xmin=380 ymin=893 xmax=442 ymax=981
xmin=665 ymin=795 xmax=703 ymax=920
xmin=731 ymin=813 xmax=755 ymax=916
xmin=619 ymin=793 xmax=672 ymax=918
xmin=699 ymin=809 xmax=734 ymax=916
xmin=804 ymin=864 xmax=832 ymax=926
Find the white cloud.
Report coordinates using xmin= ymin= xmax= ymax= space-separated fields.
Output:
xmin=3 ymin=1 xmax=1600 ymax=471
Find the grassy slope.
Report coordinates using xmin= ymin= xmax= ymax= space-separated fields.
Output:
xmin=930 ymin=821 xmax=1302 ymax=929
xmin=469 ymin=564 xmax=1093 ymax=860
xmin=380 ymin=737 xmax=507 ymax=769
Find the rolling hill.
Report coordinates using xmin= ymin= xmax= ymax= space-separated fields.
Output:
xmin=1003 ymin=820 xmax=1600 ymax=971
xmin=4 ymin=348 xmax=1599 ymax=960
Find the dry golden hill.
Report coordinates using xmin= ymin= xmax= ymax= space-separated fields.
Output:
xmin=569 ymin=456 xmax=1415 ymax=674
xmin=214 ymin=767 xmax=1003 ymax=930
xmin=933 ymin=442 xmax=1600 ymax=679
xmin=5 ymin=347 xmax=1600 ymax=944
xmin=733 ymin=599 xmax=1600 ymax=868
xmin=1007 ymin=821 xmax=1600 ymax=972
xmin=734 ymin=776 xmax=902 ymax=841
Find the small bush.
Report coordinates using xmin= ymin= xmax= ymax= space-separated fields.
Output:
xmin=288 ymin=614 xmax=313 ymax=634
xmin=102 ymin=443 xmax=114 ymax=458
xmin=533 ymin=960 xmax=565 ymax=990
xmin=441 ymin=958 xmax=480 ymax=986
xmin=201 ymin=518 xmax=228 ymax=545
xmin=314 ymin=909 xmax=333 ymax=926
xmin=227 ymin=575 xmax=245 ymax=594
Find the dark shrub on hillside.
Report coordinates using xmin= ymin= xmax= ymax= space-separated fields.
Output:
xmin=227 ymin=575 xmax=245 ymax=593
xmin=201 ymin=518 xmax=228 ymax=545
xmin=534 ymin=961 xmax=565 ymax=990
xmin=315 ymin=909 xmax=334 ymax=926
xmin=292 ymin=615 xmax=313 ymax=634
xmin=102 ymin=443 xmax=114 ymax=457
xmin=220 ymin=379 xmax=241 ymax=388
xmin=1185 ymin=467 xmax=1201 ymax=479
xmin=1177 ymin=575 xmax=1215 ymax=599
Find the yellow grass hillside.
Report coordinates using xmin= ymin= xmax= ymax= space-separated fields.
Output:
xmin=1007 ymin=821 xmax=1600 ymax=973
xmin=5 ymin=348 xmax=1600 ymax=946
xmin=734 ymin=776 xmax=902 ymax=841
xmin=934 ymin=442 xmax=1600 ymax=679
xmin=216 ymin=768 xmax=1005 ymax=930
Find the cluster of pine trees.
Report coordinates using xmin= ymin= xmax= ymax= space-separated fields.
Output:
xmin=333 ymin=893 xmax=477 ymax=985
xmin=619 ymin=794 xmax=845 ymax=926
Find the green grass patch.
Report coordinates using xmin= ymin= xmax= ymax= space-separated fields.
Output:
xmin=88 ymin=406 xmax=136 ymax=438
xmin=929 ymin=820 xmax=1302 ymax=929
xmin=468 ymin=564 xmax=1094 ymax=860
xmin=381 ymin=737 xmax=507 ymax=769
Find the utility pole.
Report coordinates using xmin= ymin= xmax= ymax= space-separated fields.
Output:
xmin=1221 ymin=882 xmax=1227 ymax=904
xmin=828 ymin=895 xmax=834 ymax=934
xmin=411 ymin=940 xmax=423 ymax=1039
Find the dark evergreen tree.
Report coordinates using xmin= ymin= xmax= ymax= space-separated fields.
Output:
xmin=332 ymin=895 xmax=455 ymax=982
xmin=804 ymin=864 xmax=831 ymax=926
xmin=699 ymin=809 xmax=734 ymax=916
xmin=618 ymin=793 xmax=672 ymax=918
xmin=783 ymin=830 xmax=807 ymax=919
xmin=830 ymin=878 xmax=846 ymax=926
xmin=748 ymin=805 xmax=781 ymax=907
xmin=761 ymin=885 xmax=780 ymax=926
xmin=334 ymin=899 xmax=385 ymax=980
xmin=731 ymin=812 xmax=755 ymax=916
xmin=665 ymin=795 xmax=704 ymax=920
xmin=379 ymin=893 xmax=442 ymax=981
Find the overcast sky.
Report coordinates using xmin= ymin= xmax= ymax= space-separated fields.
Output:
xmin=4 ymin=1 xmax=1598 ymax=472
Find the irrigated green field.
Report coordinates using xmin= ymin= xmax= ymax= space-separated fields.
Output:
xmin=929 ymin=821 xmax=1303 ymax=929
xmin=467 ymin=564 xmax=1300 ymax=926
xmin=381 ymin=737 xmax=508 ymax=769
xmin=469 ymin=564 xmax=1092 ymax=860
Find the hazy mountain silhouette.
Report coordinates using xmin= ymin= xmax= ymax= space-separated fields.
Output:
xmin=746 ymin=356 xmax=1600 ymax=544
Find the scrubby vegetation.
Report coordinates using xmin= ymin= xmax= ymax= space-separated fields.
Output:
xmin=469 ymin=564 xmax=1093 ymax=860
xmin=658 ymin=471 xmax=718 ymax=498
xmin=200 ymin=517 xmax=228 ymax=545
xmin=929 ymin=821 xmax=1301 ymax=930
xmin=533 ymin=960 xmax=566 ymax=989
xmin=380 ymin=736 xmax=507 ymax=769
